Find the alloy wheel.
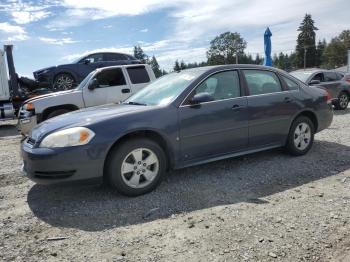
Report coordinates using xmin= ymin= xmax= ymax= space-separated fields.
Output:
xmin=121 ymin=148 xmax=159 ymax=189
xmin=339 ymin=93 xmax=349 ymax=109
xmin=55 ymin=75 xmax=74 ymax=90
xmin=293 ymin=122 xmax=311 ymax=151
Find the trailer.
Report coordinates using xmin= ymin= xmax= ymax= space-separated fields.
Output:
xmin=0 ymin=45 xmax=51 ymax=121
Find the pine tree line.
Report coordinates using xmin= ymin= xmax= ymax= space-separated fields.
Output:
xmin=134 ymin=14 xmax=350 ymax=75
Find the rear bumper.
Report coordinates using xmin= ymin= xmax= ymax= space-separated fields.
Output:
xmin=21 ymin=141 xmax=106 ymax=185
xmin=317 ymin=103 xmax=333 ymax=132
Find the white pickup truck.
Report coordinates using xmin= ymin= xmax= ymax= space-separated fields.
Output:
xmin=18 ymin=64 xmax=155 ymax=134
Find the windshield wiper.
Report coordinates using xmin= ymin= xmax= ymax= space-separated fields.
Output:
xmin=124 ymin=101 xmax=147 ymax=106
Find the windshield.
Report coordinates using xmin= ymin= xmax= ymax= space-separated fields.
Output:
xmin=124 ymin=70 xmax=203 ymax=106
xmin=76 ymin=71 xmax=95 ymax=90
xmin=72 ymin=55 xmax=85 ymax=64
xmin=290 ymin=71 xmax=312 ymax=83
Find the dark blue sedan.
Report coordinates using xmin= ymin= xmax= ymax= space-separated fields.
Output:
xmin=22 ymin=65 xmax=333 ymax=196
xmin=33 ymin=52 xmax=140 ymax=90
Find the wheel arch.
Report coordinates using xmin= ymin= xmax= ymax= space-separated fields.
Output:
xmin=103 ymin=129 xmax=175 ymax=177
xmin=291 ymin=110 xmax=318 ymax=132
xmin=42 ymin=104 xmax=80 ymax=121
xmin=53 ymin=70 xmax=77 ymax=83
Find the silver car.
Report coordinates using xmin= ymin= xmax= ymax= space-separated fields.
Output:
xmin=290 ymin=69 xmax=350 ymax=110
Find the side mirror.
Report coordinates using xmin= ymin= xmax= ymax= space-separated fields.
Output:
xmin=190 ymin=92 xmax=214 ymax=105
xmin=309 ymin=80 xmax=320 ymax=85
xmin=84 ymin=59 xmax=91 ymax=64
xmin=88 ymin=78 xmax=98 ymax=90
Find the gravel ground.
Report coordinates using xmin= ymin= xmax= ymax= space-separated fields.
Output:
xmin=1 ymin=111 xmax=350 ymax=262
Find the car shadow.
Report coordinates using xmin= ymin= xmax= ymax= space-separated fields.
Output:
xmin=27 ymin=140 xmax=350 ymax=232
xmin=0 ymin=123 xmax=20 ymax=138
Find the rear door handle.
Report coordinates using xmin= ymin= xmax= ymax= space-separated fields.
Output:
xmin=122 ymin=88 xmax=131 ymax=93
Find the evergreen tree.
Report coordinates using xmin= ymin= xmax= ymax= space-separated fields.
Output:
xmin=173 ymin=60 xmax=181 ymax=71
xmin=315 ymin=39 xmax=327 ymax=67
xmin=296 ymin=14 xmax=318 ymax=68
xmin=133 ymin=45 xmax=148 ymax=63
xmin=149 ymin=56 xmax=162 ymax=78
xmin=180 ymin=60 xmax=187 ymax=70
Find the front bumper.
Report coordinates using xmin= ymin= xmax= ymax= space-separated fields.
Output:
xmin=21 ymin=140 xmax=106 ymax=185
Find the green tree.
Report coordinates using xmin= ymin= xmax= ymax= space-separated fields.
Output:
xmin=315 ymin=39 xmax=327 ymax=67
xmin=173 ymin=60 xmax=181 ymax=71
xmin=322 ymin=37 xmax=347 ymax=68
xmin=296 ymin=14 xmax=318 ymax=68
xmin=180 ymin=60 xmax=187 ymax=70
xmin=133 ymin=45 xmax=148 ymax=63
xmin=149 ymin=55 xmax=162 ymax=78
xmin=207 ymin=32 xmax=247 ymax=65
xmin=321 ymin=30 xmax=350 ymax=68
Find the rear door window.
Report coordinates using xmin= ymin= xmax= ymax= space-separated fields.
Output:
xmin=281 ymin=75 xmax=299 ymax=91
xmin=243 ymin=70 xmax=282 ymax=95
xmin=324 ymin=72 xmax=338 ymax=82
xmin=104 ymin=53 xmax=127 ymax=61
xmin=127 ymin=66 xmax=150 ymax=84
xmin=96 ymin=68 xmax=126 ymax=87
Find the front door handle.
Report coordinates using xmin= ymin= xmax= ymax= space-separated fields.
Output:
xmin=231 ymin=104 xmax=244 ymax=110
xmin=284 ymin=97 xmax=292 ymax=103
xmin=122 ymin=88 xmax=131 ymax=94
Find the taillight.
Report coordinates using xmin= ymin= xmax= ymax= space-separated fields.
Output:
xmin=325 ymin=90 xmax=332 ymax=103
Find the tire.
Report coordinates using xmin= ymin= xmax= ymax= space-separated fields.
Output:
xmin=46 ymin=109 xmax=70 ymax=120
xmin=285 ymin=116 xmax=315 ymax=156
xmin=53 ymin=73 xmax=75 ymax=90
xmin=334 ymin=92 xmax=349 ymax=110
xmin=105 ymin=138 xmax=167 ymax=196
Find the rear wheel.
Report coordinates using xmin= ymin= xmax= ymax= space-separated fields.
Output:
xmin=105 ymin=138 xmax=166 ymax=196
xmin=46 ymin=109 xmax=70 ymax=120
xmin=286 ymin=116 xmax=314 ymax=156
xmin=334 ymin=92 xmax=349 ymax=110
xmin=53 ymin=73 xmax=75 ymax=90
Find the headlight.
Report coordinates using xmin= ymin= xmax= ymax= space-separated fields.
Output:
xmin=23 ymin=103 xmax=34 ymax=111
xmin=39 ymin=127 xmax=95 ymax=148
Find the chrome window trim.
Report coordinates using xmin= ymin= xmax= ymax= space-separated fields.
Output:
xmin=179 ymin=67 xmax=298 ymax=108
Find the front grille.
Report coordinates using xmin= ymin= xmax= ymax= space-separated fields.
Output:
xmin=34 ymin=170 xmax=76 ymax=179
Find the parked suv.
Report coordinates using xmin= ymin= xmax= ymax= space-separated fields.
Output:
xmin=290 ymin=69 xmax=350 ymax=110
xmin=33 ymin=52 xmax=141 ymax=90
xmin=19 ymin=64 xmax=155 ymax=134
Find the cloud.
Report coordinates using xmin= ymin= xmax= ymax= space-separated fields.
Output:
xmin=0 ymin=0 xmax=53 ymax=24
xmin=38 ymin=37 xmax=79 ymax=45
xmin=140 ymin=28 xmax=148 ymax=33
xmin=0 ymin=22 xmax=28 ymax=41
xmin=12 ymin=10 xmax=50 ymax=24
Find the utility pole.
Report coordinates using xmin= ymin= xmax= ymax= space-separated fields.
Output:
xmin=347 ymin=50 xmax=350 ymax=73
xmin=303 ymin=47 xmax=307 ymax=70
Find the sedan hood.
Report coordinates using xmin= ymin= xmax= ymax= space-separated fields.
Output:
xmin=25 ymin=89 xmax=78 ymax=103
xmin=33 ymin=66 xmax=55 ymax=74
xmin=30 ymin=104 xmax=150 ymax=141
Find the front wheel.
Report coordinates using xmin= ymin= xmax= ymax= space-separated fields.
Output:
xmin=285 ymin=116 xmax=315 ymax=156
xmin=334 ymin=92 xmax=349 ymax=110
xmin=105 ymin=138 xmax=167 ymax=196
